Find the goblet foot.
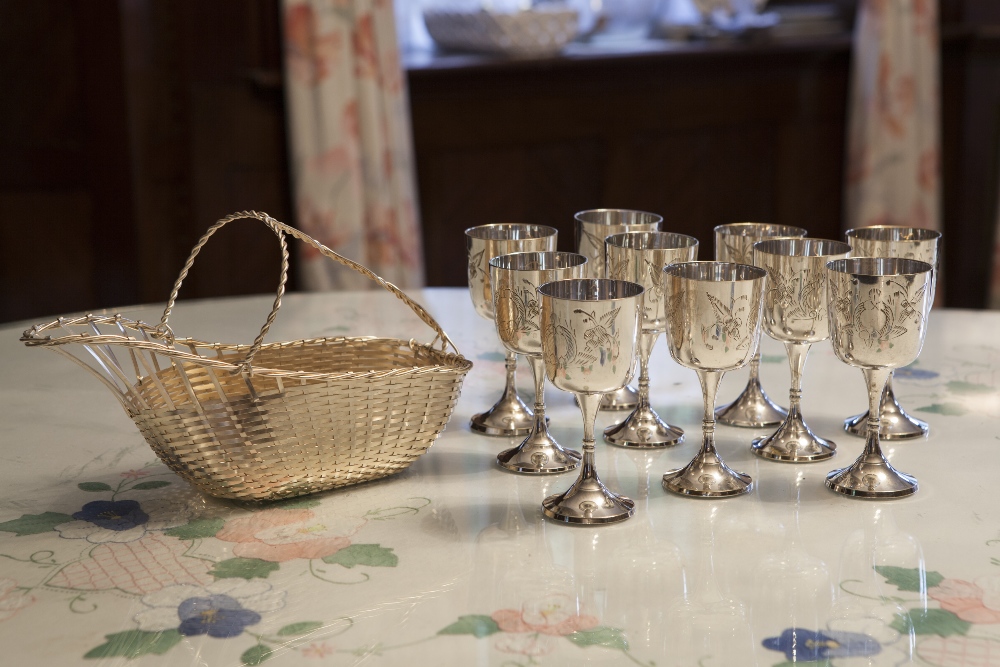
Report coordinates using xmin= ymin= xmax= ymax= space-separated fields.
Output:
xmin=497 ymin=428 xmax=582 ymax=474
xmin=844 ymin=401 xmax=928 ymax=440
xmin=825 ymin=454 xmax=918 ymax=499
xmin=662 ymin=450 xmax=753 ymax=498
xmin=715 ymin=378 xmax=787 ymax=428
xmin=471 ymin=393 xmax=539 ymax=437
xmin=604 ymin=404 xmax=684 ymax=448
xmin=751 ymin=412 xmax=836 ymax=463
xmin=541 ymin=475 xmax=635 ymax=525
xmin=600 ymin=385 xmax=639 ymax=411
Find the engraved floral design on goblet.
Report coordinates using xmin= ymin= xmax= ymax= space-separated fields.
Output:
xmin=490 ymin=252 xmax=587 ymax=474
xmin=750 ymin=238 xmax=851 ymax=463
xmin=603 ymin=231 xmax=698 ymax=448
xmin=538 ymin=278 xmax=643 ymax=524
xmin=703 ymin=293 xmax=750 ymax=352
xmin=713 ymin=222 xmax=808 ymax=428
xmin=495 ymin=279 xmax=542 ymax=344
xmin=843 ymin=225 xmax=941 ymax=440
xmin=466 ymin=224 xmax=558 ymax=437
xmin=661 ymin=262 xmax=767 ymax=498
xmin=574 ymin=210 xmax=662 ymax=412
xmin=824 ymin=257 xmax=933 ymax=499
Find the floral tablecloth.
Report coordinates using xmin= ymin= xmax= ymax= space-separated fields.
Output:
xmin=2 ymin=289 xmax=999 ymax=666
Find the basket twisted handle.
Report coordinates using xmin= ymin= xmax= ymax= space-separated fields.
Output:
xmin=160 ymin=211 xmax=459 ymax=373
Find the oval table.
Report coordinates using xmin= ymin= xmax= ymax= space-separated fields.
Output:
xmin=1 ymin=288 xmax=998 ymax=666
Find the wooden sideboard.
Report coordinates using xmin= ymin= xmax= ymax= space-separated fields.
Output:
xmin=408 ymin=36 xmax=853 ymax=287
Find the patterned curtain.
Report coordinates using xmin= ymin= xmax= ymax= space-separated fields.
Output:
xmin=845 ymin=0 xmax=941 ymax=234
xmin=282 ymin=0 xmax=424 ymax=290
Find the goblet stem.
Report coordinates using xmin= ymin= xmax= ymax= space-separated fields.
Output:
xmin=604 ymin=330 xmax=684 ymax=447
xmin=748 ymin=352 xmax=761 ymax=385
xmin=843 ymin=371 xmax=929 ymax=440
xmin=825 ymin=367 xmax=918 ymax=498
xmin=541 ymin=392 xmax=635 ymax=524
xmin=700 ymin=369 xmax=722 ymax=459
xmin=496 ymin=356 xmax=582 ymax=474
xmin=751 ymin=342 xmax=836 ymax=462
xmin=863 ymin=368 xmax=892 ymax=458
xmin=530 ymin=354 xmax=548 ymax=437
xmin=580 ymin=392 xmax=601 ymax=469
xmin=714 ymin=349 xmax=788 ymax=428
xmin=787 ymin=342 xmax=808 ymax=417
xmin=470 ymin=347 xmax=535 ymax=436
xmin=662 ymin=370 xmax=753 ymax=497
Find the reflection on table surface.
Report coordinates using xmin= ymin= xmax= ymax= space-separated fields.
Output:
xmin=1 ymin=289 xmax=999 ymax=666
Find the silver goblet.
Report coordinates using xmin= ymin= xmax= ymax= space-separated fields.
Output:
xmin=466 ymin=224 xmax=558 ymax=436
xmin=750 ymin=238 xmax=851 ymax=462
xmin=603 ymin=231 xmax=698 ymax=448
xmin=661 ymin=262 xmax=767 ymax=498
xmin=490 ymin=251 xmax=588 ymax=473
xmin=575 ymin=209 xmax=662 ymax=411
xmin=825 ymin=257 xmax=933 ymax=498
xmin=714 ymin=222 xmax=808 ymax=427
xmin=538 ymin=278 xmax=643 ymax=524
xmin=843 ymin=225 xmax=942 ymax=440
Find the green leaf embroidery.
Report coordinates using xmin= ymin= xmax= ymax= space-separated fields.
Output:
xmin=891 ymin=609 xmax=971 ymax=637
xmin=277 ymin=621 xmax=324 ymax=636
xmin=915 ymin=402 xmax=967 ymax=416
xmin=947 ymin=380 xmax=994 ymax=395
xmin=323 ymin=544 xmax=398 ymax=569
xmin=437 ymin=615 xmax=500 ymax=638
xmin=875 ymin=565 xmax=944 ymax=592
xmin=241 ymin=644 xmax=273 ymax=666
xmin=0 ymin=512 xmax=73 ymax=536
xmin=84 ymin=629 xmax=182 ymax=659
xmin=78 ymin=482 xmax=112 ymax=492
xmin=274 ymin=497 xmax=321 ymax=510
xmin=565 ymin=626 xmax=629 ymax=651
xmin=163 ymin=518 xmax=225 ymax=540
xmin=210 ymin=558 xmax=279 ymax=580
xmin=130 ymin=480 xmax=171 ymax=490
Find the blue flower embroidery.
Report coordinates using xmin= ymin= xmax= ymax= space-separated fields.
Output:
xmin=72 ymin=500 xmax=149 ymax=531
xmin=177 ymin=594 xmax=262 ymax=638
xmin=894 ymin=366 xmax=939 ymax=380
xmin=762 ymin=628 xmax=881 ymax=662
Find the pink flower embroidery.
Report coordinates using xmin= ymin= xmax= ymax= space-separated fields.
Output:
xmin=918 ymin=636 xmax=1000 ymax=667
xmin=47 ymin=533 xmax=214 ymax=595
xmin=301 ymin=642 xmax=336 ymax=658
xmin=929 ymin=578 xmax=1000 ymax=624
xmin=0 ymin=579 xmax=34 ymax=622
xmin=494 ymin=632 xmax=559 ymax=657
xmin=493 ymin=596 xmax=598 ymax=635
xmin=121 ymin=469 xmax=152 ymax=480
xmin=216 ymin=508 xmax=365 ymax=562
xmin=491 ymin=594 xmax=598 ymax=656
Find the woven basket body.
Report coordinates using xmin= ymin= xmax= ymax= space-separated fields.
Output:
xmin=22 ymin=213 xmax=472 ymax=501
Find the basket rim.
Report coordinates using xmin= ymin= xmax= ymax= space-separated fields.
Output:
xmin=22 ymin=313 xmax=473 ymax=382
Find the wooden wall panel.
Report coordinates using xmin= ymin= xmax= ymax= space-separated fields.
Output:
xmin=409 ymin=41 xmax=852 ymax=284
